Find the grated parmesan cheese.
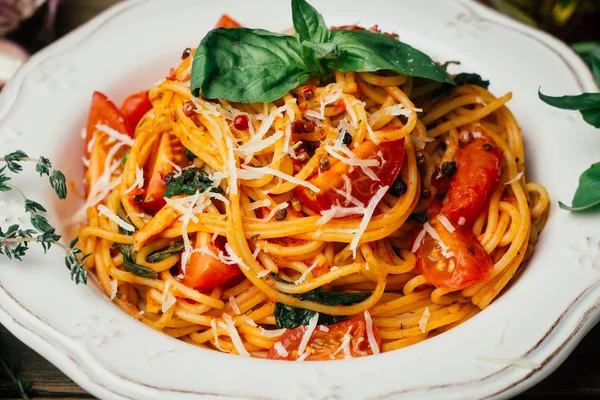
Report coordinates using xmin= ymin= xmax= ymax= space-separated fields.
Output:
xmin=109 ymin=279 xmax=118 ymax=300
xmin=504 ymin=172 xmax=523 ymax=186
xmin=261 ymin=328 xmax=287 ymax=338
xmin=476 ymin=355 xmax=540 ymax=370
xmin=332 ymin=326 xmax=354 ymax=359
xmin=225 ymin=136 xmax=238 ymax=195
xmin=211 ymin=318 xmax=227 ymax=352
xmin=297 ymin=312 xmax=319 ymax=358
xmin=418 ymin=307 xmax=430 ymax=333
xmin=176 ymin=190 xmax=201 ymax=271
xmin=297 ymin=351 xmax=311 ymax=362
xmin=124 ymin=166 xmax=144 ymax=194
xmin=238 ymin=165 xmax=320 ymax=193
xmin=317 ymin=205 xmax=366 ymax=225
xmin=437 ymin=214 xmax=456 ymax=233
xmin=161 ymin=280 xmax=177 ymax=313
xmin=273 ymin=342 xmax=289 ymax=357
xmin=324 ymin=144 xmax=380 ymax=182
xmin=364 ymin=310 xmax=380 ymax=355
xmin=349 ymin=185 xmax=388 ymax=257
xmin=423 ymin=222 xmax=454 ymax=258
xmin=248 ymin=199 xmax=270 ymax=211
xmin=222 ymin=313 xmax=250 ymax=357
xmin=411 ymin=225 xmax=429 ymax=253
xmin=262 ymin=202 xmax=289 ymax=222
xmin=256 ymin=269 xmax=270 ymax=278
xmin=305 ymin=109 xmax=325 ymax=120
xmin=294 ymin=260 xmax=319 ymax=285
xmin=162 ymin=156 xmax=183 ymax=178
xmin=458 ymin=216 xmax=466 ymax=226
xmin=319 ymin=325 xmax=329 ymax=332
xmin=97 ymin=204 xmax=135 ymax=232
xmin=229 ymin=296 xmax=241 ymax=315
xmin=95 ymin=123 xmax=134 ymax=146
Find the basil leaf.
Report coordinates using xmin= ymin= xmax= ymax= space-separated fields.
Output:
xmin=302 ymin=41 xmax=339 ymax=60
xmin=432 ymin=72 xmax=490 ymax=101
xmin=164 ymin=168 xmax=222 ymax=198
xmin=559 ymin=162 xmax=600 ymax=212
xmin=291 ymin=0 xmax=329 ymax=44
xmin=191 ymin=28 xmax=312 ymax=103
xmin=453 ymin=73 xmax=490 ymax=89
xmin=326 ymin=30 xmax=454 ymax=85
xmin=114 ymin=243 xmax=158 ymax=279
xmin=146 ymin=241 xmax=184 ymax=263
xmin=538 ymin=90 xmax=600 ymax=128
xmin=571 ymin=41 xmax=600 ymax=86
xmin=274 ymin=287 xmax=370 ymax=329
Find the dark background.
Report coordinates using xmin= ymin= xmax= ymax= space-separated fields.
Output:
xmin=1 ymin=0 xmax=599 ymax=398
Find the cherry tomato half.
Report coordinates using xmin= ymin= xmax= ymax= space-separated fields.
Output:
xmin=411 ymin=216 xmax=493 ymax=290
xmin=182 ymin=233 xmax=242 ymax=289
xmin=441 ymin=138 xmax=502 ymax=225
xmin=215 ymin=14 xmax=242 ymax=28
xmin=267 ymin=319 xmax=381 ymax=361
xmin=120 ymin=90 xmax=153 ymax=133
xmin=295 ymin=139 xmax=405 ymax=214
xmin=84 ymin=92 xmax=130 ymax=196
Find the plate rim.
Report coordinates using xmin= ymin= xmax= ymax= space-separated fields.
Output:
xmin=0 ymin=0 xmax=598 ymax=399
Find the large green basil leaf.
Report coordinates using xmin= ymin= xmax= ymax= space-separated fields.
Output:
xmin=291 ymin=0 xmax=330 ymax=44
xmin=538 ymin=90 xmax=600 ymax=128
xmin=559 ymin=162 xmax=600 ymax=212
xmin=326 ymin=30 xmax=454 ymax=85
xmin=191 ymin=28 xmax=313 ymax=103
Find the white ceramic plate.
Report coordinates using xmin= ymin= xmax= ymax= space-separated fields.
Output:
xmin=0 ymin=0 xmax=598 ymax=398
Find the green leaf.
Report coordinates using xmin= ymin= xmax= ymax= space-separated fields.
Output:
xmin=3 ymin=151 xmax=28 ymax=173
xmin=35 ymin=156 xmax=51 ymax=176
xmin=0 ymin=166 xmax=10 ymax=192
xmin=538 ymin=90 xmax=600 ymax=110
xmin=164 ymin=168 xmax=221 ymax=197
xmin=559 ymin=162 xmax=600 ymax=211
xmin=114 ymin=243 xmax=158 ymax=279
xmin=539 ymin=90 xmax=600 ymax=128
xmin=326 ymin=30 xmax=454 ymax=85
xmin=24 ymin=199 xmax=46 ymax=214
xmin=146 ymin=241 xmax=184 ymax=263
xmin=431 ymin=72 xmax=490 ymax=101
xmin=291 ymin=0 xmax=330 ymax=44
xmin=302 ymin=41 xmax=339 ymax=60
xmin=30 ymin=214 xmax=53 ymax=233
xmin=191 ymin=28 xmax=312 ymax=103
xmin=49 ymin=170 xmax=67 ymax=199
xmin=274 ymin=287 xmax=370 ymax=329
xmin=184 ymin=148 xmax=196 ymax=161
xmin=453 ymin=73 xmax=490 ymax=89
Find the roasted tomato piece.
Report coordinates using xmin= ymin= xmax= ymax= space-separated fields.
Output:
xmin=295 ymin=139 xmax=405 ymax=213
xmin=215 ymin=14 xmax=242 ymax=28
xmin=411 ymin=216 xmax=493 ymax=290
xmin=121 ymin=90 xmax=153 ymax=133
xmin=85 ymin=91 xmax=131 ymax=147
xmin=84 ymin=92 xmax=130 ymax=195
xmin=441 ymin=138 xmax=502 ymax=225
xmin=182 ymin=233 xmax=242 ymax=289
xmin=267 ymin=319 xmax=381 ymax=361
xmin=141 ymin=133 xmax=174 ymax=213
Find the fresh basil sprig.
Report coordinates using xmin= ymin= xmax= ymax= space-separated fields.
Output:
xmin=539 ymin=90 xmax=600 ymax=128
xmin=191 ymin=0 xmax=453 ymax=103
xmin=538 ymin=88 xmax=600 ymax=212
xmin=558 ymin=163 xmax=600 ymax=212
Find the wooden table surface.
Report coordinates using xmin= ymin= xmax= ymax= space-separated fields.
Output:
xmin=1 ymin=0 xmax=599 ymax=399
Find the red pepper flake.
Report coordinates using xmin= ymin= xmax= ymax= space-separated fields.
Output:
xmin=181 ymin=47 xmax=192 ymax=59
xmin=430 ymin=168 xmax=449 ymax=190
xmin=233 ymin=115 xmax=250 ymax=130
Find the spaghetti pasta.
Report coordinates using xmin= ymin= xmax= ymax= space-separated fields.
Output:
xmin=74 ymin=19 xmax=549 ymax=361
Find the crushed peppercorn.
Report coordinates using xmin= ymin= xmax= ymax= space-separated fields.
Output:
xmin=275 ymin=208 xmax=288 ymax=221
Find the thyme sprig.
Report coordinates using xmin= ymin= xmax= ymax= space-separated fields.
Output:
xmin=0 ymin=151 xmax=89 ymax=284
xmin=0 ymin=356 xmax=32 ymax=400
